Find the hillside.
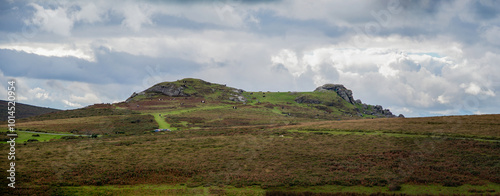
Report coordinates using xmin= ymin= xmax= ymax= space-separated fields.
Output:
xmin=0 ymin=100 xmax=60 ymax=122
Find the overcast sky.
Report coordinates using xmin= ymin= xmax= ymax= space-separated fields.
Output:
xmin=0 ymin=0 xmax=499 ymax=117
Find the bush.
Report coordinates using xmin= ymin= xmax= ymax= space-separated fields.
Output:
xmin=443 ymin=179 xmax=463 ymax=187
xmin=208 ymin=188 xmax=226 ymax=195
xmin=388 ymin=183 xmax=401 ymax=191
xmin=61 ymin=136 xmax=79 ymax=140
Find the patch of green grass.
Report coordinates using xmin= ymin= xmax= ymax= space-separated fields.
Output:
xmin=271 ymin=107 xmax=286 ymax=115
xmin=247 ymin=92 xmax=298 ymax=104
xmin=151 ymin=113 xmax=175 ymax=130
xmin=1 ymin=131 xmax=64 ymax=143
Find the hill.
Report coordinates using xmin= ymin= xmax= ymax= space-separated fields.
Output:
xmin=0 ymin=100 xmax=60 ymax=122
xmin=10 ymin=78 xmax=399 ymax=135
xmin=124 ymin=78 xmax=397 ymax=118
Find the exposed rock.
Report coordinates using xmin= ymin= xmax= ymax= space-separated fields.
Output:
xmin=232 ymin=89 xmax=244 ymax=94
xmin=294 ymin=95 xmax=322 ymax=104
xmin=126 ymin=92 xmax=139 ymax=102
xmin=125 ymin=92 xmax=145 ymax=102
xmin=315 ymin=84 xmax=356 ymax=105
xmin=398 ymin=114 xmax=405 ymax=118
xmin=147 ymin=84 xmax=188 ymax=97
xmin=229 ymin=95 xmax=247 ymax=102
xmin=371 ymin=105 xmax=396 ymax=117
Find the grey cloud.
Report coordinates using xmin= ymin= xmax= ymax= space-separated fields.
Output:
xmin=0 ymin=48 xmax=203 ymax=85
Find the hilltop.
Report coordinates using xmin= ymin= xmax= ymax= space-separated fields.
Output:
xmin=126 ymin=78 xmax=247 ymax=102
xmin=125 ymin=78 xmax=397 ymax=118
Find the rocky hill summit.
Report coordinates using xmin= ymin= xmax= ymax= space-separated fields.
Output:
xmin=313 ymin=84 xmax=396 ymax=118
xmin=126 ymin=78 xmax=246 ymax=102
xmin=126 ymin=78 xmax=400 ymax=118
xmin=315 ymin=84 xmax=356 ymax=105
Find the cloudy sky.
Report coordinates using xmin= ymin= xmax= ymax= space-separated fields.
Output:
xmin=0 ymin=0 xmax=499 ymax=117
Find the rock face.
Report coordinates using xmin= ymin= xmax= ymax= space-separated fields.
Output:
xmin=359 ymin=104 xmax=395 ymax=118
xmin=314 ymin=84 xmax=356 ymax=105
xmin=229 ymin=89 xmax=247 ymax=102
xmin=313 ymin=84 xmax=397 ymax=118
xmin=294 ymin=95 xmax=322 ymax=104
xmin=147 ymin=83 xmax=188 ymax=97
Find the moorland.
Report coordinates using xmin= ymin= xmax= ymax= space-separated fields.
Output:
xmin=1 ymin=78 xmax=498 ymax=195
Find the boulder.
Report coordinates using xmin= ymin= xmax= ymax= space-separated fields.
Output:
xmin=314 ymin=84 xmax=356 ymax=105
xmin=147 ymin=84 xmax=188 ymax=97
xmin=295 ymin=95 xmax=322 ymax=104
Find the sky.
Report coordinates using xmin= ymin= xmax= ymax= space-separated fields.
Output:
xmin=0 ymin=0 xmax=499 ymax=117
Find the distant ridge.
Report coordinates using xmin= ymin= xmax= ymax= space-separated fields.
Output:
xmin=0 ymin=100 xmax=60 ymax=122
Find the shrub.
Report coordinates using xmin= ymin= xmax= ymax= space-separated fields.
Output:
xmin=61 ymin=136 xmax=79 ymax=140
xmin=388 ymin=183 xmax=401 ymax=191
xmin=443 ymin=179 xmax=463 ymax=187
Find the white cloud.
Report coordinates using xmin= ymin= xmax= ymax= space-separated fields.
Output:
xmin=0 ymin=43 xmax=95 ymax=61
xmin=28 ymin=87 xmax=49 ymax=100
xmin=116 ymin=3 xmax=153 ymax=32
xmin=271 ymin=49 xmax=301 ymax=77
xmin=460 ymin=82 xmax=496 ymax=97
xmin=73 ymin=2 xmax=104 ymax=23
xmin=437 ymin=95 xmax=450 ymax=104
xmin=28 ymin=3 xmax=74 ymax=36
xmin=461 ymin=83 xmax=481 ymax=95
xmin=481 ymin=26 xmax=500 ymax=46
xmin=62 ymin=100 xmax=82 ymax=108
xmin=69 ymin=93 xmax=101 ymax=105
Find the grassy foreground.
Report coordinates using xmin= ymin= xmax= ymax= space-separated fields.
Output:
xmin=1 ymin=125 xmax=498 ymax=195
